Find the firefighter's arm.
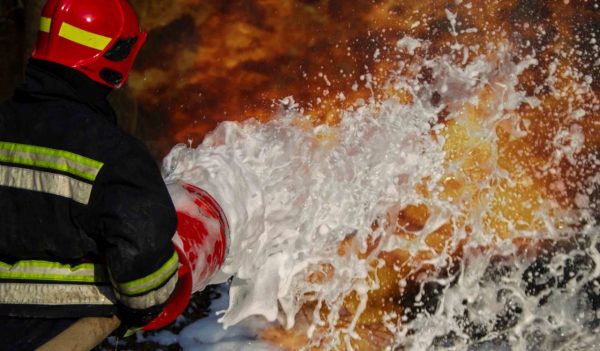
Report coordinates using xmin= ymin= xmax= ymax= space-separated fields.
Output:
xmin=88 ymin=138 xmax=180 ymax=328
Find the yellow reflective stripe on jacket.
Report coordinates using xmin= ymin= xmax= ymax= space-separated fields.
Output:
xmin=0 ymin=142 xmax=103 ymax=181
xmin=0 ymin=164 xmax=93 ymax=204
xmin=116 ymin=251 xmax=179 ymax=296
xmin=40 ymin=17 xmax=52 ymax=33
xmin=0 ymin=260 xmax=109 ymax=284
xmin=59 ymin=22 xmax=112 ymax=51
xmin=115 ymin=274 xmax=178 ymax=310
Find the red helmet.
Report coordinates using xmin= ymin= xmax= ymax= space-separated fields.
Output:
xmin=32 ymin=0 xmax=147 ymax=89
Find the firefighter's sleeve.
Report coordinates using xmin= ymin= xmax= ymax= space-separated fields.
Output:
xmin=88 ymin=138 xmax=178 ymax=327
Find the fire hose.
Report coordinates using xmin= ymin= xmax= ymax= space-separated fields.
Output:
xmin=37 ymin=182 xmax=229 ymax=350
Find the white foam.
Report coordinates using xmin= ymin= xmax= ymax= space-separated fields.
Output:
xmin=163 ymin=76 xmax=446 ymax=329
xmin=158 ymin=35 xmax=599 ymax=350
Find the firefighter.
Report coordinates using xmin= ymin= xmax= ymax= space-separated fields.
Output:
xmin=0 ymin=0 xmax=181 ymax=349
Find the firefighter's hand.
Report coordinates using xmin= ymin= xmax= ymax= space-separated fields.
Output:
xmin=114 ymin=323 xmax=143 ymax=338
xmin=116 ymin=302 xmax=164 ymax=334
xmin=113 ymin=322 xmax=142 ymax=338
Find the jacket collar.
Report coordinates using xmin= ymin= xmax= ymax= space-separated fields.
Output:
xmin=14 ymin=59 xmax=117 ymax=123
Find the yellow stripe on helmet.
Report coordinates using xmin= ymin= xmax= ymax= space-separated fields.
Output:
xmin=39 ymin=17 xmax=52 ymax=33
xmin=58 ymin=22 xmax=112 ymax=51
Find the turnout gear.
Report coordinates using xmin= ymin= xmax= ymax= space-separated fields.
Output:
xmin=0 ymin=59 xmax=178 ymax=329
xmin=32 ymin=0 xmax=147 ymax=88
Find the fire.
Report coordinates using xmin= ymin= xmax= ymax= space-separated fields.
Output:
xmin=127 ymin=0 xmax=599 ymax=350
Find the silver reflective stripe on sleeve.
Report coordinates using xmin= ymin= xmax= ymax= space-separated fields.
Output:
xmin=116 ymin=251 xmax=179 ymax=296
xmin=109 ymin=252 xmax=179 ymax=310
xmin=114 ymin=273 xmax=178 ymax=310
xmin=0 ymin=164 xmax=93 ymax=204
xmin=0 ymin=282 xmax=116 ymax=305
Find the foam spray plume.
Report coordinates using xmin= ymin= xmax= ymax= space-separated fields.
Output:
xmin=134 ymin=1 xmax=600 ymax=350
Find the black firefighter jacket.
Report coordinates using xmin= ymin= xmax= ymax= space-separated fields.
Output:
xmin=0 ymin=60 xmax=179 ymax=326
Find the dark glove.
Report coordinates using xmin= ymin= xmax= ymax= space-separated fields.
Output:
xmin=113 ymin=320 xmax=141 ymax=339
xmin=115 ymin=302 xmax=165 ymax=336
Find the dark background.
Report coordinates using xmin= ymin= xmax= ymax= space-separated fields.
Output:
xmin=0 ymin=0 xmax=40 ymax=100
